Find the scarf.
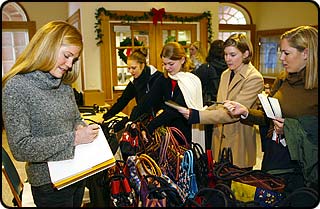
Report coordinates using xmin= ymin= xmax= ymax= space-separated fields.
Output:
xmin=169 ymin=72 xmax=206 ymax=149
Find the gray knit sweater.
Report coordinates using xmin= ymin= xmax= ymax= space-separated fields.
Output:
xmin=2 ymin=70 xmax=84 ymax=186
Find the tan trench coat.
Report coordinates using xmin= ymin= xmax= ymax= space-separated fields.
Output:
xmin=199 ymin=62 xmax=264 ymax=168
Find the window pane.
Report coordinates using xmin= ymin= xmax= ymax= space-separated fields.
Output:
xmin=2 ymin=47 xmax=14 ymax=60
xmin=259 ymin=36 xmax=282 ymax=77
xmin=2 ymin=61 xmax=14 ymax=77
xmin=13 ymin=32 xmax=28 ymax=46
xmin=219 ymin=5 xmax=246 ymax=25
xmin=2 ymin=32 xmax=13 ymax=46
xmin=163 ymin=30 xmax=177 ymax=45
xmin=116 ymin=32 xmax=132 ymax=47
xmin=116 ymin=67 xmax=131 ymax=85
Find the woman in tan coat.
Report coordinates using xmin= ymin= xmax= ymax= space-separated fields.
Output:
xmin=178 ymin=33 xmax=264 ymax=169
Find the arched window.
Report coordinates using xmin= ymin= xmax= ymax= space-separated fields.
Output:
xmin=218 ymin=3 xmax=253 ymax=41
xmin=2 ymin=2 xmax=36 ymax=77
xmin=219 ymin=4 xmax=247 ymax=24
xmin=2 ymin=2 xmax=28 ymax=21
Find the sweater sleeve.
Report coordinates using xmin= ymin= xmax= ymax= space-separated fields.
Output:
xmin=2 ymin=79 xmax=75 ymax=162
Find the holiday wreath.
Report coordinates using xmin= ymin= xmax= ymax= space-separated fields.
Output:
xmin=118 ymin=37 xmax=144 ymax=64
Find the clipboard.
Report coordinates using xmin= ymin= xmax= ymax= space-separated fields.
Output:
xmin=48 ymin=126 xmax=116 ymax=189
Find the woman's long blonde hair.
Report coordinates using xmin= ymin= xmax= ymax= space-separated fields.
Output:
xmin=2 ymin=20 xmax=83 ymax=87
xmin=280 ymin=25 xmax=318 ymax=89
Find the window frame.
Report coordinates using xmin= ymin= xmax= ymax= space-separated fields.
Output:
xmin=2 ymin=2 xmax=36 ymax=77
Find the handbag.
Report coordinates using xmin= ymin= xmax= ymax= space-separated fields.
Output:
xmin=142 ymin=126 xmax=163 ymax=160
xmin=119 ymin=122 xmax=146 ymax=157
xmin=177 ymin=150 xmax=198 ymax=200
xmin=140 ymin=174 xmax=184 ymax=207
xmin=190 ymin=142 xmax=208 ymax=189
xmin=158 ymin=126 xmax=189 ymax=182
xmin=213 ymin=147 xmax=286 ymax=207
xmin=107 ymin=160 xmax=137 ymax=207
xmin=206 ymin=149 xmax=216 ymax=188
xmin=124 ymin=154 xmax=162 ymax=197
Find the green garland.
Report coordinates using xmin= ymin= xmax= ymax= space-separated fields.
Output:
xmin=118 ymin=37 xmax=143 ymax=64
xmin=94 ymin=7 xmax=213 ymax=45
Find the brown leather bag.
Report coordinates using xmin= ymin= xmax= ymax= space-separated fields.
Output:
xmin=214 ymin=147 xmax=286 ymax=192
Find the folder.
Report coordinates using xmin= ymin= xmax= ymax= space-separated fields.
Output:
xmin=48 ymin=126 xmax=116 ymax=190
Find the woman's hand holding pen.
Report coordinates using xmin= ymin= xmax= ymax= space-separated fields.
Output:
xmin=273 ymin=118 xmax=284 ymax=135
xmin=74 ymin=124 xmax=100 ymax=146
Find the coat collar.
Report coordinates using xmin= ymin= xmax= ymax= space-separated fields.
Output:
xmin=228 ymin=62 xmax=255 ymax=89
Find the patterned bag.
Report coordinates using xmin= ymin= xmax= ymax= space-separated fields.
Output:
xmin=107 ymin=160 xmax=137 ymax=207
xmin=140 ymin=174 xmax=184 ymax=207
xmin=124 ymin=154 xmax=162 ymax=198
xmin=177 ymin=150 xmax=198 ymax=200
xmin=119 ymin=123 xmax=143 ymax=158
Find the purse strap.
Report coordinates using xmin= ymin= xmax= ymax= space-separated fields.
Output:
xmin=219 ymin=147 xmax=233 ymax=164
xmin=137 ymin=154 xmax=162 ymax=177
xmin=207 ymin=149 xmax=214 ymax=172
xmin=182 ymin=150 xmax=194 ymax=175
xmin=158 ymin=131 xmax=170 ymax=165
xmin=168 ymin=127 xmax=190 ymax=149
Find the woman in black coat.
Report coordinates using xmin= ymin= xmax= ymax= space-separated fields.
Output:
xmin=103 ymin=49 xmax=165 ymax=121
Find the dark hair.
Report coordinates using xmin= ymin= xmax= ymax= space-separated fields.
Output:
xmin=127 ymin=47 xmax=148 ymax=65
xmin=206 ymin=39 xmax=225 ymax=62
xmin=223 ymin=33 xmax=253 ymax=64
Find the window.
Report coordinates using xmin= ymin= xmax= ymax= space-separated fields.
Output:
xmin=218 ymin=3 xmax=256 ymax=65
xmin=2 ymin=2 xmax=36 ymax=77
xmin=219 ymin=4 xmax=247 ymax=24
xmin=218 ymin=3 xmax=253 ymax=41
xmin=256 ymin=28 xmax=294 ymax=79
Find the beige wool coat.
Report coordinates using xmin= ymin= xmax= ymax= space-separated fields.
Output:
xmin=199 ymin=62 xmax=264 ymax=168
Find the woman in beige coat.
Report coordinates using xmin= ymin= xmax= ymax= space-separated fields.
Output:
xmin=178 ymin=33 xmax=264 ymax=169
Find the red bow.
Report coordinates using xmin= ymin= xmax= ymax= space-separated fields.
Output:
xmin=151 ymin=8 xmax=165 ymax=25
xmin=126 ymin=48 xmax=132 ymax=57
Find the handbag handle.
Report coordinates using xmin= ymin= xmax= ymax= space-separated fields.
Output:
xmin=168 ymin=127 xmax=190 ymax=149
xmin=136 ymin=154 xmax=162 ymax=177
xmin=158 ymin=131 xmax=170 ymax=165
xmin=219 ymin=147 xmax=233 ymax=164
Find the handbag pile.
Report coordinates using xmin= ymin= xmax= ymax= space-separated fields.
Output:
xmin=84 ymin=115 xmax=318 ymax=207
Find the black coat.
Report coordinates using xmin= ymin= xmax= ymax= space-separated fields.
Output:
xmin=103 ymin=66 xmax=165 ymax=121
xmin=193 ymin=59 xmax=227 ymax=104
xmin=147 ymin=77 xmax=191 ymax=144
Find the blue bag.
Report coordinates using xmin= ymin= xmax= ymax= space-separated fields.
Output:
xmin=177 ymin=150 xmax=198 ymax=199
